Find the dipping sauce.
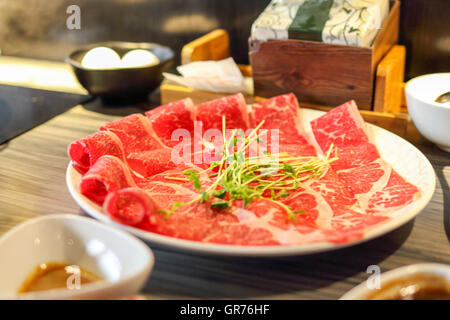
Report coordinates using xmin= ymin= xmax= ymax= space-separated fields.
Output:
xmin=435 ymin=91 xmax=450 ymax=105
xmin=366 ymin=274 xmax=450 ymax=300
xmin=18 ymin=262 xmax=101 ymax=294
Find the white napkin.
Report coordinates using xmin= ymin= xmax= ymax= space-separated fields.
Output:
xmin=163 ymin=57 xmax=250 ymax=94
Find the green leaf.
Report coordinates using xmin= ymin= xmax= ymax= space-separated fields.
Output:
xmin=211 ymin=201 xmax=229 ymax=210
xmin=213 ymin=189 xmax=227 ymax=199
xmin=183 ymin=169 xmax=197 ymax=176
xmin=183 ymin=169 xmax=202 ymax=190
xmin=192 ymin=178 xmax=202 ymax=190
xmin=201 ymin=191 xmax=210 ymax=202
xmin=279 ymin=192 xmax=291 ymax=198
xmin=283 ymin=163 xmax=294 ymax=173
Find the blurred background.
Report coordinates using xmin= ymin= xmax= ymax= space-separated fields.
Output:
xmin=0 ymin=0 xmax=448 ymax=80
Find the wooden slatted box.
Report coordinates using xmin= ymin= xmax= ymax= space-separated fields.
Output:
xmin=249 ymin=0 xmax=401 ymax=111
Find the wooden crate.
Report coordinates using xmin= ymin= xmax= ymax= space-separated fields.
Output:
xmin=249 ymin=0 xmax=401 ymax=110
xmin=161 ymin=27 xmax=409 ymax=137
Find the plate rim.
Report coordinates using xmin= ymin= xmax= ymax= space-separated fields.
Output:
xmin=66 ymin=109 xmax=436 ymax=257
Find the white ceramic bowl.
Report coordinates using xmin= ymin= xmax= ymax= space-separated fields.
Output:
xmin=405 ymin=73 xmax=450 ymax=152
xmin=0 ymin=214 xmax=154 ymax=299
xmin=340 ymin=263 xmax=450 ymax=300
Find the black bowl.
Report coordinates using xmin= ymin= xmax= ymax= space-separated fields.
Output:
xmin=66 ymin=41 xmax=174 ymax=99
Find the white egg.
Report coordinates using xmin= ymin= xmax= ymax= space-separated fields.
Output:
xmin=121 ymin=49 xmax=159 ymax=68
xmin=81 ymin=47 xmax=121 ymax=69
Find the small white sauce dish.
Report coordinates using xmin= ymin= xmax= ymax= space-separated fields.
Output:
xmin=0 ymin=214 xmax=154 ymax=299
xmin=340 ymin=263 xmax=450 ymax=300
xmin=405 ymin=73 xmax=450 ymax=152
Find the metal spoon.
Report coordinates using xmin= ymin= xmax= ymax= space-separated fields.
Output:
xmin=435 ymin=91 xmax=450 ymax=105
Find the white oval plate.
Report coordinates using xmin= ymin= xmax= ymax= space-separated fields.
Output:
xmin=66 ymin=109 xmax=436 ymax=257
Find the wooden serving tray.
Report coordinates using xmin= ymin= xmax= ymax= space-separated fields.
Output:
xmin=161 ymin=27 xmax=409 ymax=137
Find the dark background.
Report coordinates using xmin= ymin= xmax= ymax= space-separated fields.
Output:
xmin=0 ymin=0 xmax=448 ymax=80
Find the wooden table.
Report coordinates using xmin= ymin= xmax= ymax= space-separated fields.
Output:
xmin=0 ymin=58 xmax=449 ymax=300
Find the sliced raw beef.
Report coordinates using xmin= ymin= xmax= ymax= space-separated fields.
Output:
xmin=104 ymin=187 xmax=156 ymax=226
xmin=249 ymin=93 xmax=317 ymax=157
xmin=366 ymin=170 xmax=421 ymax=214
xmin=309 ymin=168 xmax=357 ymax=211
xmin=145 ymin=98 xmax=195 ymax=147
xmin=249 ymin=93 xmax=302 ymax=143
xmin=131 ymin=166 xmax=222 ymax=241
xmin=126 ymin=149 xmax=177 ymax=178
xmin=213 ymin=198 xmax=382 ymax=245
xmin=311 ymin=100 xmax=370 ymax=151
xmin=238 ymin=198 xmax=328 ymax=245
xmin=204 ymin=201 xmax=282 ymax=246
xmin=273 ymin=163 xmax=390 ymax=243
xmin=139 ymin=164 xmax=214 ymax=206
xmin=68 ymin=131 xmax=125 ymax=174
xmin=100 ymin=113 xmax=166 ymax=154
xmin=325 ymin=210 xmax=388 ymax=243
xmin=79 ymin=155 xmax=135 ymax=205
xmin=312 ymin=171 xmax=388 ymax=241
xmin=310 ymin=100 xmax=420 ymax=213
xmin=238 ymin=184 xmax=388 ymax=245
xmin=118 ymin=166 xmax=292 ymax=245
xmin=195 ymin=93 xmax=249 ymax=132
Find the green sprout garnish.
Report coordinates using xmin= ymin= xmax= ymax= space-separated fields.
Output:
xmin=162 ymin=117 xmax=338 ymax=222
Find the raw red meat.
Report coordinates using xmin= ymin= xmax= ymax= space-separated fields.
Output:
xmin=250 ymin=93 xmax=301 ymax=142
xmin=100 ymin=113 xmax=166 ymax=154
xmin=367 ymin=170 xmax=421 ymax=214
xmin=195 ymin=93 xmax=249 ymax=132
xmin=104 ymin=187 xmax=156 ymax=226
xmin=249 ymin=93 xmax=317 ymax=157
xmin=133 ymin=165 xmax=222 ymax=241
xmin=126 ymin=149 xmax=177 ymax=178
xmin=311 ymin=100 xmax=370 ymax=151
xmin=68 ymin=131 xmax=125 ymax=174
xmin=310 ymin=100 xmax=420 ymax=213
xmin=278 ymin=167 xmax=389 ymax=243
xmin=145 ymin=98 xmax=195 ymax=148
xmin=79 ymin=155 xmax=136 ymax=205
xmin=239 ymin=199 xmax=326 ymax=245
